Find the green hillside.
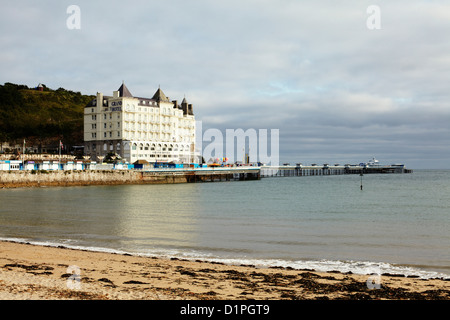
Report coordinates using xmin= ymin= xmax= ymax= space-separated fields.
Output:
xmin=0 ymin=82 xmax=94 ymax=150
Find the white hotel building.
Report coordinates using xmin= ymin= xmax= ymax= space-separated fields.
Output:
xmin=84 ymin=83 xmax=197 ymax=164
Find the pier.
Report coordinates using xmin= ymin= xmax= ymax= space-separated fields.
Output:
xmin=260 ymin=164 xmax=412 ymax=178
xmin=141 ymin=167 xmax=261 ymax=183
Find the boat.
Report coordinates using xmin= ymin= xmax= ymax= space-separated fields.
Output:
xmin=366 ymin=157 xmax=380 ymax=167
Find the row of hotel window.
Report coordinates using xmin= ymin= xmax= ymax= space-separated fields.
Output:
xmin=86 ymin=143 xmax=190 ymax=152
xmin=91 ymin=106 xmax=183 ymax=115
xmin=90 ymin=123 xmax=191 ymax=131
xmin=90 ymin=132 xmax=192 ymax=141
xmin=90 ymin=113 xmax=193 ymax=123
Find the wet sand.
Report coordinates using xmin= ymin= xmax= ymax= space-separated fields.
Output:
xmin=0 ymin=241 xmax=448 ymax=300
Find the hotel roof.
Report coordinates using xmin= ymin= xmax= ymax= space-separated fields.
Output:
xmin=152 ymin=87 xmax=170 ymax=102
xmin=118 ymin=82 xmax=133 ymax=97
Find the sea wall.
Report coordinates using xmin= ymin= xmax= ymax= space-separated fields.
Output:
xmin=0 ymin=170 xmax=189 ymax=188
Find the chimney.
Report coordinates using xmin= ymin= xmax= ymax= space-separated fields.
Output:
xmin=181 ymin=99 xmax=188 ymax=115
xmin=96 ymin=92 xmax=103 ymax=108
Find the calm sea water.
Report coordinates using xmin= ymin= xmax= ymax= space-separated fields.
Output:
xmin=1 ymin=170 xmax=449 ymax=279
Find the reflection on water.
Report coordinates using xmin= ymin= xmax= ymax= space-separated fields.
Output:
xmin=0 ymin=184 xmax=201 ymax=251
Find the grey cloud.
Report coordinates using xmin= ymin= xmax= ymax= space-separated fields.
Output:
xmin=1 ymin=1 xmax=449 ymax=168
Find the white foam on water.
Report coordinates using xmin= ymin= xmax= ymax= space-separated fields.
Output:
xmin=2 ymin=237 xmax=449 ymax=280
xmin=187 ymin=257 xmax=450 ymax=280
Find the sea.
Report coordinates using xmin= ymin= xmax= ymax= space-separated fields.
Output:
xmin=0 ymin=169 xmax=449 ymax=279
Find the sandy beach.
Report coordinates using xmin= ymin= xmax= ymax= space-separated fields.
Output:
xmin=0 ymin=240 xmax=448 ymax=301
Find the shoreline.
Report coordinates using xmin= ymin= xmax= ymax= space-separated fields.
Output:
xmin=0 ymin=241 xmax=448 ymax=300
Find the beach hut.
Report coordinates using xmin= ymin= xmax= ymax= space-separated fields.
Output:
xmin=63 ymin=161 xmax=74 ymax=170
xmin=84 ymin=161 xmax=96 ymax=170
xmin=38 ymin=161 xmax=51 ymax=170
xmin=75 ymin=161 xmax=83 ymax=170
xmin=49 ymin=161 xmax=59 ymax=170
xmin=0 ymin=160 xmax=10 ymax=170
xmin=24 ymin=161 xmax=36 ymax=170
xmin=9 ymin=160 xmax=21 ymax=170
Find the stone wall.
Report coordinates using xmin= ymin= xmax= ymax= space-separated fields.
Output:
xmin=0 ymin=170 xmax=146 ymax=188
xmin=0 ymin=169 xmax=260 ymax=188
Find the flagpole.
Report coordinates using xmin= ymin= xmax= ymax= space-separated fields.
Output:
xmin=22 ymin=139 xmax=25 ymax=169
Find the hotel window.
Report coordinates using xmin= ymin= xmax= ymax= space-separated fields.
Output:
xmin=92 ymin=115 xmax=96 ymax=120
xmin=104 ymin=114 xmax=107 ymax=120
xmin=104 ymin=123 xmax=107 ymax=129
xmin=109 ymin=132 xmax=112 ymax=138
xmin=117 ymin=131 xmax=120 ymax=137
xmin=104 ymin=132 xmax=106 ymax=138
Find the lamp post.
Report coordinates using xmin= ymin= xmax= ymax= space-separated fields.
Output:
xmin=360 ymin=171 xmax=364 ymax=190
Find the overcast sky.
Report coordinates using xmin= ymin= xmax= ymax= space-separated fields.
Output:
xmin=1 ymin=1 xmax=450 ymax=168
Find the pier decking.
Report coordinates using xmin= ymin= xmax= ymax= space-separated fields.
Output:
xmin=142 ymin=163 xmax=411 ymax=183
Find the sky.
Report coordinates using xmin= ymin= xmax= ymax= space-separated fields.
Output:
xmin=1 ymin=1 xmax=450 ymax=169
